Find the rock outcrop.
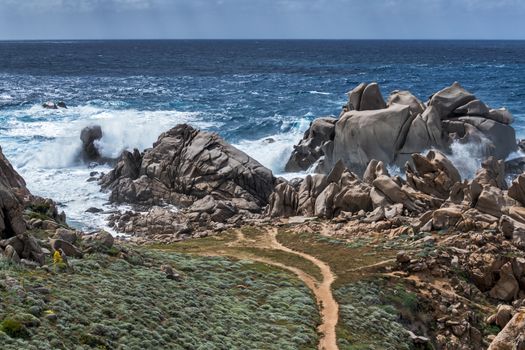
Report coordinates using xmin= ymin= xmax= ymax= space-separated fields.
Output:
xmin=287 ymin=82 xmax=517 ymax=175
xmin=1 ymin=146 xmax=67 ymax=265
xmin=0 ymin=146 xmax=30 ymax=239
xmin=100 ymin=124 xmax=276 ymax=237
xmin=80 ymin=125 xmax=103 ymax=162
xmin=285 ymin=117 xmax=336 ymax=172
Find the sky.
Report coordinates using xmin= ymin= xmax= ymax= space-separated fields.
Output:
xmin=0 ymin=0 xmax=524 ymax=40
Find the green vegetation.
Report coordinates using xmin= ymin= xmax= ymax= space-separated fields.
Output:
xmin=0 ymin=246 xmax=320 ymax=349
xmin=276 ymin=229 xmax=396 ymax=287
xmin=275 ymin=229 xmax=430 ymax=350
xmin=335 ymin=281 xmax=416 ymax=349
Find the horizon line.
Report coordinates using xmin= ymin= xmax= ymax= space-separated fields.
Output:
xmin=1 ymin=38 xmax=525 ymax=42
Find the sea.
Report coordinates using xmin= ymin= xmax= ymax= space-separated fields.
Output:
xmin=1 ymin=40 xmax=525 ymax=230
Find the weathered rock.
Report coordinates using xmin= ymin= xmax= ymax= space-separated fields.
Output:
xmin=53 ymin=228 xmax=78 ymax=244
xmin=432 ymin=207 xmax=463 ymax=230
xmin=428 ymin=82 xmax=475 ymax=118
xmin=285 ymin=117 xmax=336 ymax=172
xmin=83 ymin=230 xmax=115 ymax=250
xmin=0 ymin=234 xmax=44 ymax=266
xmin=4 ymin=244 xmax=20 ymax=264
xmin=474 ymin=157 xmax=507 ymax=189
xmin=509 ymin=174 xmax=525 ymax=206
xmin=405 ymin=150 xmax=461 ymax=199
xmin=298 ymin=82 xmax=517 ymax=176
xmin=453 ymin=99 xmax=490 ymax=117
xmin=398 ymin=106 xmax=447 ymax=156
xmin=387 ymin=90 xmax=425 ymax=116
xmin=80 ymin=125 xmax=103 ymax=162
xmin=359 ymin=83 xmax=387 ymax=111
xmin=451 ymin=116 xmax=517 ymax=160
xmin=328 ymin=104 xmax=412 ymax=175
xmin=267 ymin=181 xmax=298 ymax=218
xmin=0 ymin=146 xmax=30 ymax=239
xmin=51 ymin=239 xmax=83 ymax=259
xmin=363 ymin=159 xmax=389 ymax=185
xmin=475 ymin=186 xmax=505 ymax=218
xmin=489 ymin=262 xmax=520 ymax=302
xmin=488 ymin=309 xmax=525 ymax=350
xmin=101 ymin=125 xmax=274 ymax=212
xmin=346 ymin=83 xmax=367 ymax=111
xmin=494 ymin=305 xmax=515 ymax=329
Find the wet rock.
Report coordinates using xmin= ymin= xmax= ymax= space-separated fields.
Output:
xmin=285 ymin=117 xmax=336 ymax=172
xmin=80 ymin=125 xmax=103 ymax=162
xmin=42 ymin=101 xmax=58 ymax=109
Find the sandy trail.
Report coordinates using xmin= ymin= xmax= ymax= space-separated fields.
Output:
xmin=266 ymin=228 xmax=339 ymax=350
xmin=193 ymin=227 xmax=340 ymax=350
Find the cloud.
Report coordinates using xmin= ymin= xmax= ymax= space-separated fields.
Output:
xmin=0 ymin=0 xmax=523 ymax=39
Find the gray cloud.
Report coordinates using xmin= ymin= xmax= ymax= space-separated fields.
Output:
xmin=0 ymin=0 xmax=523 ymax=39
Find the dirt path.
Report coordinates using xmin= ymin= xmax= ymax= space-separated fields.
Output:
xmin=266 ymin=229 xmax=339 ymax=350
xmin=184 ymin=227 xmax=340 ymax=350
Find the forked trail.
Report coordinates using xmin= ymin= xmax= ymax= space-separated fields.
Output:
xmin=225 ymin=228 xmax=339 ymax=350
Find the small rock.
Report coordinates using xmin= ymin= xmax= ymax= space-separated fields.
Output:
xmin=396 ymin=251 xmax=411 ymax=264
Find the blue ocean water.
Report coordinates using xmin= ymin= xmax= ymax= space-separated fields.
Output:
xmin=1 ymin=40 xmax=524 ymax=228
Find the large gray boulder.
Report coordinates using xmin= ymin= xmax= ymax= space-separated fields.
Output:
xmin=387 ymin=90 xmax=426 ymax=116
xmin=345 ymin=82 xmax=386 ymax=111
xmin=428 ymin=82 xmax=475 ymax=118
xmin=287 ymin=82 xmax=517 ymax=176
xmin=101 ymin=124 xmax=275 ymax=212
xmin=326 ymin=103 xmax=412 ymax=175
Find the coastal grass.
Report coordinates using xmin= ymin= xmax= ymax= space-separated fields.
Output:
xmin=275 ymin=229 xmax=396 ymax=287
xmin=275 ymin=229 xmax=422 ymax=350
xmin=0 ymin=245 xmax=320 ymax=350
xmin=149 ymin=227 xmax=324 ymax=282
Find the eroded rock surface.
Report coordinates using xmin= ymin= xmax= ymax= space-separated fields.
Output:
xmin=287 ymin=82 xmax=517 ymax=175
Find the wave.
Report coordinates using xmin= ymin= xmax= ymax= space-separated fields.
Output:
xmin=308 ymin=91 xmax=331 ymax=95
xmin=234 ymin=117 xmax=310 ymax=175
xmin=4 ymin=104 xmax=214 ymax=168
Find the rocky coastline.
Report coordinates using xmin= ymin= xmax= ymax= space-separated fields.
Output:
xmin=2 ymin=82 xmax=525 ymax=349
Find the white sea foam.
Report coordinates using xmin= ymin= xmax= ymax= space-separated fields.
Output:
xmin=446 ymin=141 xmax=486 ymax=180
xmin=234 ymin=117 xmax=310 ymax=175
xmin=308 ymin=91 xmax=331 ymax=95
xmin=4 ymin=104 xmax=215 ymax=230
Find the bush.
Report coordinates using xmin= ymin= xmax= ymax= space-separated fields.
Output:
xmin=0 ymin=318 xmax=29 ymax=339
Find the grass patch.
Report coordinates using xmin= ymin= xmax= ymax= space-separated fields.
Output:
xmin=0 ymin=247 xmax=320 ymax=349
xmin=276 ymin=229 xmax=395 ymax=287
xmin=238 ymin=247 xmax=323 ymax=282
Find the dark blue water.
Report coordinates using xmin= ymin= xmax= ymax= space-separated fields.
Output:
xmin=1 ymin=40 xmax=524 ymax=228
